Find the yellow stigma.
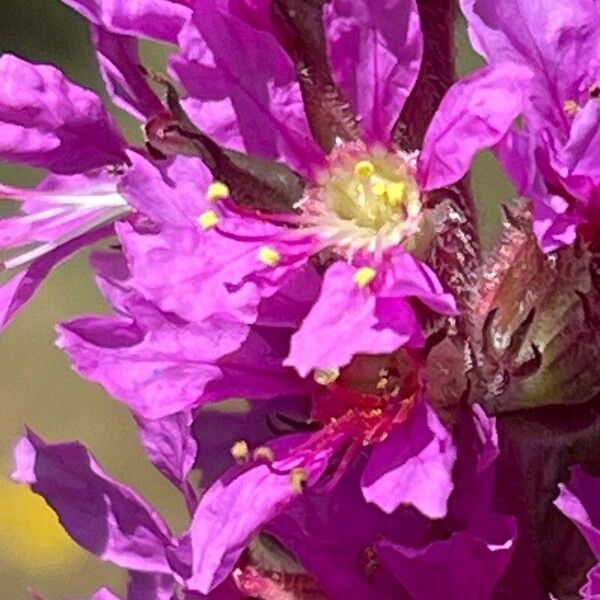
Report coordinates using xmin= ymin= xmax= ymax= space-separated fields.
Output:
xmin=314 ymin=367 xmax=340 ymax=386
xmin=290 ymin=467 xmax=309 ymax=494
xmin=230 ymin=440 xmax=249 ymax=463
xmin=354 ymin=160 xmax=375 ymax=178
xmin=253 ymin=446 xmax=275 ymax=462
xmin=258 ymin=245 xmax=281 ymax=266
xmin=198 ymin=210 xmax=220 ymax=230
xmin=385 ymin=181 xmax=406 ymax=205
xmin=354 ymin=266 xmax=377 ymax=288
xmin=207 ymin=181 xmax=230 ymax=201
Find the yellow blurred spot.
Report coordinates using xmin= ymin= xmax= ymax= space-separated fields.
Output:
xmin=207 ymin=181 xmax=230 ymax=201
xmin=354 ymin=160 xmax=375 ymax=179
xmin=0 ymin=477 xmax=82 ymax=572
xmin=353 ymin=266 xmax=377 ymax=288
xmin=198 ymin=210 xmax=220 ymax=230
xmin=258 ymin=246 xmax=281 ymax=266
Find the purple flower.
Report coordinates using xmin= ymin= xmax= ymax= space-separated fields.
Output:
xmin=461 ymin=0 xmax=600 ymax=251
xmin=184 ymin=404 xmax=513 ymax=597
xmin=116 ymin=0 xmax=531 ymax=379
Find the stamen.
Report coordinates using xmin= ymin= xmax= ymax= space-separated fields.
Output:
xmin=253 ymin=446 xmax=275 ymax=463
xmin=207 ymin=181 xmax=230 ymax=201
xmin=290 ymin=467 xmax=308 ymax=493
xmin=230 ymin=440 xmax=249 ymax=463
xmin=353 ymin=266 xmax=377 ymax=288
xmin=314 ymin=367 xmax=340 ymax=386
xmin=198 ymin=210 xmax=220 ymax=230
xmin=258 ymin=245 xmax=282 ymax=266
xmin=563 ymin=99 xmax=579 ymax=116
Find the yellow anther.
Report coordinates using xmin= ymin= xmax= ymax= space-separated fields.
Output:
xmin=290 ymin=467 xmax=309 ymax=494
xmin=353 ymin=266 xmax=377 ymax=288
xmin=253 ymin=446 xmax=275 ymax=463
xmin=231 ymin=440 xmax=249 ymax=463
xmin=354 ymin=160 xmax=375 ymax=178
xmin=371 ymin=182 xmax=387 ymax=197
xmin=314 ymin=367 xmax=340 ymax=386
xmin=385 ymin=181 xmax=406 ymax=205
xmin=198 ymin=210 xmax=220 ymax=230
xmin=207 ymin=181 xmax=230 ymax=201
xmin=563 ymin=99 xmax=579 ymax=116
xmin=258 ymin=245 xmax=281 ymax=266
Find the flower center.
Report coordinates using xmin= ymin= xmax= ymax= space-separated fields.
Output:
xmin=296 ymin=142 xmax=423 ymax=256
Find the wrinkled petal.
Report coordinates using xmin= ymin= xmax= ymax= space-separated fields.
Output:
xmin=0 ymin=54 xmax=126 ymax=173
xmin=61 ymin=0 xmax=192 ymax=43
xmin=187 ymin=435 xmax=331 ymax=594
xmin=558 ymin=100 xmax=600 ymax=183
xmin=419 ymin=63 xmax=532 ymax=191
xmin=171 ymin=0 xmax=323 ymax=172
xmin=361 ymin=401 xmax=456 ymax=519
xmin=135 ymin=411 xmax=197 ymax=512
xmin=325 ymin=0 xmax=422 ymax=142
xmin=460 ymin=0 xmax=600 ymax=132
xmin=581 ymin=564 xmax=600 ymax=599
xmin=119 ymin=151 xmax=211 ymax=227
xmin=92 ymin=27 xmax=164 ymax=120
xmin=286 ymin=261 xmax=415 ymax=376
xmin=555 ymin=466 xmax=600 ymax=558
xmin=379 ymin=249 xmax=457 ymax=314
xmin=12 ymin=429 xmax=175 ymax=573
xmin=127 ymin=571 xmax=175 ymax=600
xmin=376 ymin=514 xmax=516 ymax=600
xmin=58 ymin=307 xmax=306 ymax=419
xmin=0 ymin=224 xmax=114 ymax=331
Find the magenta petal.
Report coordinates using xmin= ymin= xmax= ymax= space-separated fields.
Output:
xmin=419 ymin=63 xmax=532 ymax=191
xmin=171 ymin=0 xmax=323 ymax=171
xmin=61 ymin=0 xmax=191 ymax=43
xmin=12 ymin=430 xmax=175 ymax=573
xmin=460 ymin=0 xmax=600 ymax=132
xmin=119 ymin=151 xmax=211 ymax=227
xmin=0 ymin=55 xmax=127 ymax=173
xmin=92 ymin=589 xmax=121 ymax=600
xmin=92 ymin=28 xmax=164 ymax=120
xmin=581 ymin=565 xmax=600 ymax=599
xmin=0 ymin=224 xmax=114 ymax=331
xmin=325 ymin=0 xmax=422 ymax=142
xmin=555 ymin=466 xmax=600 ymax=558
xmin=117 ymin=222 xmax=262 ymax=324
xmin=186 ymin=435 xmax=331 ymax=594
xmin=376 ymin=514 xmax=516 ymax=600
xmin=558 ymin=100 xmax=600 ymax=183
xmin=135 ymin=412 xmax=197 ymax=512
xmin=361 ymin=401 xmax=456 ymax=518
xmin=127 ymin=572 xmax=175 ymax=600
xmin=56 ymin=312 xmax=246 ymax=419
xmin=286 ymin=261 xmax=411 ymax=376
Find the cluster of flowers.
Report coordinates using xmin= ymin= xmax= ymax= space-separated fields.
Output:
xmin=3 ymin=0 xmax=600 ymax=598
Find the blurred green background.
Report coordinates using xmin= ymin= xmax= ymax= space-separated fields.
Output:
xmin=0 ymin=2 xmax=514 ymax=598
